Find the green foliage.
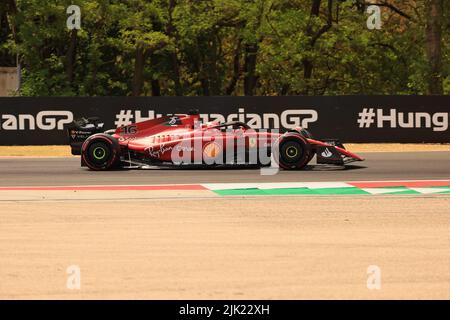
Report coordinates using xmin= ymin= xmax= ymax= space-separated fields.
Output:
xmin=1 ymin=0 xmax=448 ymax=96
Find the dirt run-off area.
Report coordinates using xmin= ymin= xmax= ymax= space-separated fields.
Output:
xmin=1 ymin=196 xmax=449 ymax=299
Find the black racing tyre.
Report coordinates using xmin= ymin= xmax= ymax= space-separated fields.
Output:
xmin=273 ymin=133 xmax=311 ymax=170
xmin=81 ymin=134 xmax=121 ymax=171
xmin=293 ymin=128 xmax=314 ymax=163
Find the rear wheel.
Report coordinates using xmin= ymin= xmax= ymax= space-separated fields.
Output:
xmin=273 ymin=134 xmax=311 ymax=170
xmin=81 ymin=134 xmax=121 ymax=170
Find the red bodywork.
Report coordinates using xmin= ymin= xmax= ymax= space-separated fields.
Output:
xmin=107 ymin=113 xmax=363 ymax=166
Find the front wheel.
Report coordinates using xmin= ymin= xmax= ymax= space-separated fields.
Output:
xmin=273 ymin=133 xmax=311 ymax=170
xmin=81 ymin=134 xmax=121 ymax=170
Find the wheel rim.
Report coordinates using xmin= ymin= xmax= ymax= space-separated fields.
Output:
xmin=280 ymin=141 xmax=303 ymax=164
xmin=87 ymin=142 xmax=111 ymax=166
xmin=93 ymin=147 xmax=107 ymax=160
xmin=285 ymin=146 xmax=298 ymax=158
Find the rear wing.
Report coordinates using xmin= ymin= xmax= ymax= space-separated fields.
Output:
xmin=67 ymin=117 xmax=105 ymax=155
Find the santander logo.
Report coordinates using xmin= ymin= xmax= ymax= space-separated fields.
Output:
xmin=321 ymin=148 xmax=333 ymax=158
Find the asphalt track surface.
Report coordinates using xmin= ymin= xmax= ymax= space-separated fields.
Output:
xmin=0 ymin=151 xmax=449 ymax=186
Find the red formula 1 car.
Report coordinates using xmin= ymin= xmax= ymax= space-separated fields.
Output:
xmin=68 ymin=110 xmax=363 ymax=171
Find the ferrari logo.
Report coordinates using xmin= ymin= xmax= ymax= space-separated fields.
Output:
xmin=203 ymin=142 xmax=221 ymax=158
xmin=249 ymin=137 xmax=257 ymax=148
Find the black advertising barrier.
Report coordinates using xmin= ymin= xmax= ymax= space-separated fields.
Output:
xmin=0 ymin=96 xmax=449 ymax=145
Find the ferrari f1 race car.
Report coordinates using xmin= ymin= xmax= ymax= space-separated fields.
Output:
xmin=68 ymin=110 xmax=363 ymax=171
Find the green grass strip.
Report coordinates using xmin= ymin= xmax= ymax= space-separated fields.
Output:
xmin=214 ymin=187 xmax=370 ymax=196
xmin=434 ymin=190 xmax=450 ymax=194
xmin=212 ymin=186 xmax=450 ymax=196
xmin=382 ymin=189 xmax=421 ymax=195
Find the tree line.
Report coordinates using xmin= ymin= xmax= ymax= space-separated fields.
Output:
xmin=0 ymin=0 xmax=448 ymax=96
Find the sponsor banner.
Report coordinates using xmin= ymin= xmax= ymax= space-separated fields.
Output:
xmin=0 ymin=96 xmax=448 ymax=145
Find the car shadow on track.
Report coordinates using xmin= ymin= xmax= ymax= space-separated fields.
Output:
xmin=112 ymin=164 xmax=367 ymax=172
xmin=302 ymin=164 xmax=367 ymax=171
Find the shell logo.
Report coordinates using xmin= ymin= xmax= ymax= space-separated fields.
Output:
xmin=203 ymin=142 xmax=221 ymax=158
